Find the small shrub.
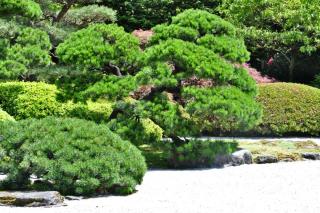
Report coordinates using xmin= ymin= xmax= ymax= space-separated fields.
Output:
xmin=0 ymin=109 xmax=14 ymax=121
xmin=0 ymin=117 xmax=147 ymax=195
xmin=0 ymin=82 xmax=64 ymax=120
xmin=257 ymin=83 xmax=320 ymax=136
xmin=163 ymin=139 xmax=238 ymax=168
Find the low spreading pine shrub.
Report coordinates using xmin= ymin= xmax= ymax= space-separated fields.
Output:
xmin=0 ymin=117 xmax=147 ymax=195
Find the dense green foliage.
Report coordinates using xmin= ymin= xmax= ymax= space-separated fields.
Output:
xmin=0 ymin=0 xmax=42 ymax=19
xmin=0 ymin=109 xmax=14 ymax=121
xmin=0 ymin=82 xmax=64 ymax=119
xmin=257 ymin=83 xmax=320 ymax=136
xmin=0 ymin=27 xmax=51 ymax=80
xmin=56 ymin=24 xmax=141 ymax=74
xmin=0 ymin=117 xmax=147 ymax=195
xmin=164 ymin=139 xmax=238 ymax=168
xmin=221 ymin=0 xmax=320 ymax=82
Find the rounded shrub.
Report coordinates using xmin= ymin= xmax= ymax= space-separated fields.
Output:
xmin=0 ymin=82 xmax=64 ymax=120
xmin=0 ymin=117 xmax=147 ymax=195
xmin=257 ymin=83 xmax=320 ymax=136
xmin=0 ymin=109 xmax=14 ymax=121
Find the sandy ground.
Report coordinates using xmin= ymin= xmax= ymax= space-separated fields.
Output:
xmin=1 ymin=161 xmax=319 ymax=213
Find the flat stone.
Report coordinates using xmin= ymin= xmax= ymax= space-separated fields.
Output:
xmin=302 ymin=153 xmax=320 ymax=160
xmin=0 ymin=191 xmax=64 ymax=207
xmin=255 ymin=155 xmax=278 ymax=164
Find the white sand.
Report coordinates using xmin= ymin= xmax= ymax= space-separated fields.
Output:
xmin=1 ymin=161 xmax=319 ymax=213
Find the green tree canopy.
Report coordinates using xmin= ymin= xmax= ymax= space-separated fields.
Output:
xmin=221 ymin=0 xmax=320 ymax=81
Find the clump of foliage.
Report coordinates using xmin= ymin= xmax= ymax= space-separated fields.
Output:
xmin=65 ymin=100 xmax=113 ymax=123
xmin=0 ymin=109 xmax=14 ymax=121
xmin=0 ymin=117 xmax=147 ymax=195
xmin=0 ymin=0 xmax=43 ymax=19
xmin=164 ymin=139 xmax=238 ymax=168
xmin=81 ymin=75 xmax=138 ymax=101
xmin=0 ymin=82 xmax=64 ymax=120
xmin=0 ymin=27 xmax=51 ymax=80
xmin=257 ymin=83 xmax=320 ymax=136
xmin=56 ymin=24 xmax=142 ymax=75
xmin=221 ymin=0 xmax=320 ymax=82
xmin=62 ymin=5 xmax=117 ymax=27
xmin=107 ymin=98 xmax=164 ymax=146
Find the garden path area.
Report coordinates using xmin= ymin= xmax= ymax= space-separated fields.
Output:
xmin=1 ymin=160 xmax=320 ymax=213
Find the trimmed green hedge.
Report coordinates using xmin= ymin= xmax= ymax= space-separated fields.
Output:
xmin=0 ymin=117 xmax=147 ymax=195
xmin=257 ymin=83 xmax=320 ymax=136
xmin=0 ymin=82 xmax=114 ymax=123
xmin=0 ymin=109 xmax=14 ymax=121
xmin=0 ymin=82 xmax=64 ymax=120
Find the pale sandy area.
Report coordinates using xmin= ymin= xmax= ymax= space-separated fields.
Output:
xmin=1 ymin=161 xmax=319 ymax=213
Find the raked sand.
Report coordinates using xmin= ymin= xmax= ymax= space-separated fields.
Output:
xmin=1 ymin=161 xmax=319 ymax=213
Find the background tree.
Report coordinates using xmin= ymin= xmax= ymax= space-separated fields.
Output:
xmin=220 ymin=0 xmax=320 ymax=82
xmin=100 ymin=0 xmax=221 ymax=30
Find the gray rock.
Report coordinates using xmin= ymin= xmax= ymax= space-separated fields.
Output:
xmin=214 ymin=154 xmax=232 ymax=167
xmin=0 ymin=191 xmax=64 ymax=207
xmin=255 ymin=155 xmax=278 ymax=164
xmin=231 ymin=149 xmax=253 ymax=166
xmin=302 ymin=153 xmax=320 ymax=160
